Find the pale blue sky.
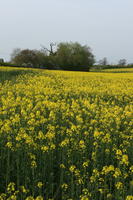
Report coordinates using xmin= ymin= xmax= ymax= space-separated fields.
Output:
xmin=0 ymin=0 xmax=133 ymax=64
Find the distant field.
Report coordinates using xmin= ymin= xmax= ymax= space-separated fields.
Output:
xmin=91 ymin=67 xmax=133 ymax=73
xmin=101 ymin=68 xmax=133 ymax=73
xmin=0 ymin=67 xmax=133 ymax=200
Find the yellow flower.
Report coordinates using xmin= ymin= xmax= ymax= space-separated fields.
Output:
xmin=7 ymin=194 xmax=17 ymax=200
xmin=130 ymin=166 xmax=133 ymax=173
xmin=60 ymin=138 xmax=69 ymax=147
xmin=50 ymin=143 xmax=56 ymax=150
xmin=31 ymin=161 xmax=37 ymax=168
xmin=102 ymin=165 xmax=114 ymax=174
xmin=25 ymin=196 xmax=34 ymax=200
xmin=120 ymin=154 xmax=129 ymax=166
xmin=79 ymin=140 xmax=86 ymax=149
xmin=37 ymin=182 xmax=43 ymax=188
xmin=115 ymin=182 xmax=123 ymax=190
xmin=6 ymin=142 xmax=12 ymax=148
xmin=113 ymin=168 xmax=121 ymax=178
xmin=80 ymin=197 xmax=89 ymax=200
xmin=99 ymin=188 xmax=104 ymax=194
xmin=60 ymin=164 xmax=65 ymax=169
xmin=116 ymin=149 xmax=122 ymax=156
xmin=61 ymin=183 xmax=68 ymax=190
xmin=35 ymin=196 xmax=43 ymax=200
xmin=0 ymin=193 xmax=7 ymax=199
xmin=69 ymin=165 xmax=76 ymax=172
xmin=45 ymin=131 xmax=55 ymax=140
xmin=41 ymin=146 xmax=49 ymax=152
xmin=20 ymin=186 xmax=27 ymax=193
xmin=7 ymin=182 xmax=15 ymax=192
xmin=37 ymin=131 xmax=45 ymax=140
xmin=83 ymin=161 xmax=89 ymax=168
xmin=107 ymin=193 xmax=112 ymax=199
xmin=94 ymin=131 xmax=102 ymax=138
xmin=126 ymin=196 xmax=133 ymax=200
xmin=105 ymin=149 xmax=110 ymax=154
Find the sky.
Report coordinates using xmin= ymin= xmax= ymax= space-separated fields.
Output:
xmin=0 ymin=0 xmax=133 ymax=64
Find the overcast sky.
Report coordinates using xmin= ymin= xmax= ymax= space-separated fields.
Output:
xmin=0 ymin=0 xmax=133 ymax=64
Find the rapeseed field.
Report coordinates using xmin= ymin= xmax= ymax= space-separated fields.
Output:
xmin=0 ymin=67 xmax=133 ymax=200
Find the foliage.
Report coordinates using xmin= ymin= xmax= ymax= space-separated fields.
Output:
xmin=0 ymin=58 xmax=4 ymax=64
xmin=0 ymin=68 xmax=133 ymax=200
xmin=10 ymin=42 xmax=95 ymax=71
xmin=118 ymin=59 xmax=127 ymax=66
xmin=56 ymin=42 xmax=95 ymax=71
xmin=11 ymin=49 xmax=40 ymax=68
xmin=98 ymin=57 xmax=108 ymax=66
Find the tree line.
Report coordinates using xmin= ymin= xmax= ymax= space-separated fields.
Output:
xmin=9 ymin=42 xmax=95 ymax=71
xmin=0 ymin=42 xmax=132 ymax=71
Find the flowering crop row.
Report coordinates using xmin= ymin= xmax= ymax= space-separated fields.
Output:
xmin=0 ymin=68 xmax=133 ymax=200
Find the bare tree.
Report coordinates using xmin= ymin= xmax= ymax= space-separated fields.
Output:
xmin=40 ymin=43 xmax=56 ymax=56
xmin=118 ymin=59 xmax=127 ymax=66
xmin=99 ymin=57 xmax=108 ymax=65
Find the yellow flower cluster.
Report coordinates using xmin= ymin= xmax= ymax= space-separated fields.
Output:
xmin=0 ymin=67 xmax=133 ymax=199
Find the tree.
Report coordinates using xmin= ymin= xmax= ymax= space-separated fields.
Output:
xmin=41 ymin=43 xmax=56 ymax=56
xmin=56 ymin=42 xmax=95 ymax=71
xmin=98 ymin=57 xmax=108 ymax=66
xmin=118 ymin=59 xmax=127 ymax=66
xmin=10 ymin=42 xmax=95 ymax=70
xmin=11 ymin=48 xmax=21 ymax=61
xmin=0 ymin=58 xmax=4 ymax=64
xmin=11 ymin=49 xmax=39 ymax=67
xmin=34 ymin=50 xmax=49 ymax=68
